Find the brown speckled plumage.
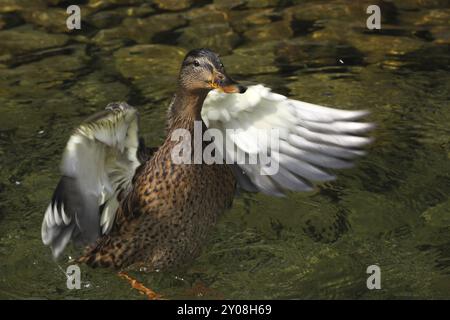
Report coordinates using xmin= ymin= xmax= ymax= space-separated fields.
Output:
xmin=43 ymin=48 xmax=372 ymax=272
xmin=79 ymin=73 xmax=237 ymax=270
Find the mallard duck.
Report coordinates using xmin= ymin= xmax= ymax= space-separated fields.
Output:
xmin=42 ymin=48 xmax=373 ymax=272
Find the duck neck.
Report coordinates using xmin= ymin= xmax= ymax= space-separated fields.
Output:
xmin=167 ymin=87 xmax=208 ymax=132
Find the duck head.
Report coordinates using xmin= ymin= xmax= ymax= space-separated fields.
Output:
xmin=178 ymin=48 xmax=246 ymax=94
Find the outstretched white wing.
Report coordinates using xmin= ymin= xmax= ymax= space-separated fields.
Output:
xmin=41 ymin=102 xmax=141 ymax=258
xmin=202 ymin=85 xmax=374 ymax=196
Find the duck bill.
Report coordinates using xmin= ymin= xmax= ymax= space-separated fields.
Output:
xmin=210 ymin=73 xmax=247 ymax=94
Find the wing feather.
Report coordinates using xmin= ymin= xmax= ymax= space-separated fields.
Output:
xmin=202 ymin=85 xmax=373 ymax=196
xmin=41 ymin=102 xmax=141 ymax=259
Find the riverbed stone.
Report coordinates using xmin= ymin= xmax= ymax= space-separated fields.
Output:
xmin=21 ymin=7 xmax=68 ymax=33
xmin=0 ymin=47 xmax=88 ymax=95
xmin=122 ymin=13 xmax=187 ymax=43
xmin=393 ymin=0 xmax=450 ymax=10
xmin=284 ymin=0 xmax=396 ymax=30
xmin=71 ymin=71 xmax=130 ymax=107
xmin=212 ymin=0 xmax=246 ymax=10
xmin=221 ymin=42 xmax=279 ymax=76
xmin=153 ymin=0 xmax=193 ymax=11
xmin=91 ymin=26 xmax=130 ymax=50
xmin=414 ymin=9 xmax=450 ymax=26
xmin=245 ymin=0 xmax=281 ymax=8
xmin=92 ymin=12 xmax=187 ymax=49
xmin=350 ymin=34 xmax=425 ymax=64
xmin=87 ymin=9 xmax=126 ymax=29
xmin=229 ymin=8 xmax=275 ymax=34
xmin=177 ymin=23 xmax=240 ymax=55
xmin=431 ymin=26 xmax=450 ymax=45
xmin=213 ymin=0 xmax=280 ymax=9
xmin=87 ymin=0 xmax=144 ymax=11
xmin=0 ymin=0 xmax=46 ymax=14
xmin=244 ymin=20 xmax=293 ymax=43
xmin=0 ymin=26 xmax=69 ymax=56
xmin=113 ymin=44 xmax=186 ymax=100
xmin=184 ymin=4 xmax=228 ymax=25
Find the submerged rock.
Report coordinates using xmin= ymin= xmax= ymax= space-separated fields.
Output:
xmin=245 ymin=0 xmax=281 ymax=8
xmin=411 ymin=9 xmax=450 ymax=45
xmin=213 ymin=0 xmax=280 ymax=9
xmin=91 ymin=26 xmax=130 ymax=50
xmin=309 ymin=19 xmax=425 ymax=65
xmin=0 ymin=26 xmax=68 ymax=56
xmin=286 ymin=0 xmax=395 ymax=22
xmin=113 ymin=44 xmax=186 ymax=100
xmin=87 ymin=4 xmax=154 ymax=29
xmin=350 ymin=34 xmax=425 ymax=64
xmin=229 ymin=8 xmax=275 ymax=34
xmin=0 ymin=46 xmax=89 ymax=136
xmin=221 ymin=42 xmax=279 ymax=76
xmin=212 ymin=0 xmax=246 ymax=10
xmin=431 ymin=26 xmax=450 ymax=45
xmin=121 ymin=13 xmax=187 ymax=43
xmin=177 ymin=23 xmax=240 ymax=55
xmin=0 ymin=0 xmax=46 ymax=14
xmin=244 ymin=20 xmax=293 ymax=43
xmin=308 ymin=20 xmax=350 ymax=43
xmin=414 ymin=8 xmax=450 ymax=26
xmin=283 ymin=2 xmax=362 ymax=23
xmin=21 ymin=8 xmax=68 ymax=33
xmin=121 ymin=3 xmax=155 ymax=16
xmin=153 ymin=0 xmax=193 ymax=11
xmin=92 ymin=12 xmax=186 ymax=48
xmin=71 ymin=71 xmax=130 ymax=107
xmin=184 ymin=4 xmax=228 ymax=25
xmin=87 ymin=0 xmax=144 ymax=11
xmin=0 ymin=46 xmax=89 ymax=97
xmin=393 ymin=0 xmax=450 ymax=10
xmin=87 ymin=9 xmax=126 ymax=29
xmin=276 ymin=38 xmax=363 ymax=70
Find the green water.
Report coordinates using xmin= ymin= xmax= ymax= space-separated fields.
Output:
xmin=0 ymin=0 xmax=449 ymax=299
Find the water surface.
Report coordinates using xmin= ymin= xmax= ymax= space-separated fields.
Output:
xmin=0 ymin=0 xmax=449 ymax=299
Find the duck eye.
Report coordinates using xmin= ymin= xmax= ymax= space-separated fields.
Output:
xmin=193 ymin=60 xmax=200 ymax=67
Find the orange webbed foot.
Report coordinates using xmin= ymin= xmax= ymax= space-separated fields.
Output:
xmin=118 ymin=271 xmax=164 ymax=300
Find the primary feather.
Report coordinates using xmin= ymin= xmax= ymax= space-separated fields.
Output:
xmin=202 ymin=84 xmax=374 ymax=196
xmin=41 ymin=102 xmax=141 ymax=258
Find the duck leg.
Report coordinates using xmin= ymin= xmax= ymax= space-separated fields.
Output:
xmin=118 ymin=272 xmax=163 ymax=300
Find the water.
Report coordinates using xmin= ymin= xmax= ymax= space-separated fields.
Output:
xmin=0 ymin=0 xmax=449 ymax=299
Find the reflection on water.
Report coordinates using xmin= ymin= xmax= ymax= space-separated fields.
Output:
xmin=0 ymin=0 xmax=449 ymax=299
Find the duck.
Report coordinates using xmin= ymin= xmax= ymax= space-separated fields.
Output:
xmin=41 ymin=48 xmax=373 ymax=273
